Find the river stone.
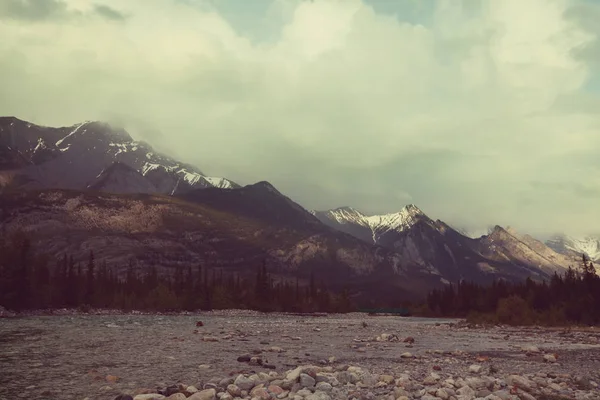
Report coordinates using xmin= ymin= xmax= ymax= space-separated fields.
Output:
xmin=469 ymin=364 xmax=483 ymax=374
xmin=436 ymin=388 xmax=450 ymax=399
xmin=188 ymin=389 xmax=216 ymax=400
xmin=286 ymin=367 xmax=304 ymax=382
xmin=315 ymin=382 xmax=332 ymax=392
xmin=250 ymin=387 xmax=270 ymax=400
xmin=543 ymin=354 xmax=557 ymax=363
xmin=227 ymin=384 xmax=242 ymax=397
xmin=522 ymin=345 xmax=540 ymax=353
xmin=234 ymin=375 xmax=255 ymax=391
xmin=457 ymin=386 xmax=475 ymax=397
xmin=507 ymin=375 xmax=535 ymax=392
xmin=305 ymin=391 xmax=331 ymax=400
xmin=296 ymin=389 xmax=312 ymax=396
xmin=166 ymin=394 xmax=186 ymax=400
xmin=133 ymin=395 xmax=165 ymax=400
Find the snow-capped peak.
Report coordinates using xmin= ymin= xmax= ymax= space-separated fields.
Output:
xmin=315 ymin=204 xmax=427 ymax=244
xmin=546 ymin=234 xmax=600 ymax=262
xmin=1 ymin=117 xmax=238 ymax=194
xmin=204 ymin=176 xmax=235 ymax=189
xmin=364 ymin=204 xmax=425 ymax=233
xmin=324 ymin=206 xmax=367 ymax=224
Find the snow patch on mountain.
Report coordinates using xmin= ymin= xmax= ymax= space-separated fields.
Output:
xmin=546 ymin=235 xmax=600 ymax=262
xmin=33 ymin=138 xmax=48 ymax=152
xmin=204 ymin=176 xmax=235 ymax=189
xmin=365 ymin=204 xmax=424 ymax=232
xmin=56 ymin=122 xmax=87 ymax=147
xmin=314 ymin=204 xmax=425 ymax=244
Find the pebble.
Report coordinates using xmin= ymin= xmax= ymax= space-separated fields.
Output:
xmin=187 ymin=388 xmax=216 ymax=400
xmin=469 ymin=364 xmax=483 ymax=374
xmin=133 ymin=395 xmax=165 ymax=400
xmin=299 ymin=373 xmax=316 ymax=388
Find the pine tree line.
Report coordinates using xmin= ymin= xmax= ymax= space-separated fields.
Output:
xmin=425 ymin=255 xmax=600 ymax=326
xmin=0 ymin=232 xmax=354 ymax=313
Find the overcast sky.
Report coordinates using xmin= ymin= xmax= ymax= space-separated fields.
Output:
xmin=1 ymin=0 xmax=599 ymax=237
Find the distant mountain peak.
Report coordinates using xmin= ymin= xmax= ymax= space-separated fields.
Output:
xmin=399 ymin=203 xmax=424 ymax=217
xmin=489 ymin=225 xmax=506 ymax=234
xmin=546 ymin=234 xmax=600 ymax=264
xmin=333 ymin=205 xmax=360 ymax=213
xmin=248 ymin=181 xmax=281 ymax=194
xmin=313 ymin=203 xmax=429 ymax=245
xmin=0 ymin=116 xmax=239 ymax=194
xmin=56 ymin=121 xmax=132 ymax=148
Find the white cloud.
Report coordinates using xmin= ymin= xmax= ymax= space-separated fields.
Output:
xmin=0 ymin=0 xmax=599 ymax=236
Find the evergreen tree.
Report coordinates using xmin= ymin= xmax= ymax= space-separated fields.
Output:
xmin=85 ymin=250 xmax=95 ymax=305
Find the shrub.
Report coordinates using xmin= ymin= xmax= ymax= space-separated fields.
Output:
xmin=495 ymin=295 xmax=534 ymax=325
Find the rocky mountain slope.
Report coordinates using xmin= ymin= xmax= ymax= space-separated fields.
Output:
xmin=88 ymin=162 xmax=159 ymax=194
xmin=0 ymin=117 xmax=238 ymax=194
xmin=0 ymin=186 xmax=448 ymax=301
xmin=546 ymin=235 xmax=600 ymax=261
xmin=546 ymin=235 xmax=600 ymax=273
xmin=314 ymin=206 xmax=580 ymax=283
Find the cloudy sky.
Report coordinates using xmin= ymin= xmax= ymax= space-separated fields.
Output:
xmin=1 ymin=0 xmax=599 ymax=236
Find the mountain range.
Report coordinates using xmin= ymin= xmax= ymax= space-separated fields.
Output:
xmin=312 ymin=206 xmax=593 ymax=280
xmin=0 ymin=117 xmax=238 ymax=195
xmin=0 ymin=117 xmax=597 ymax=301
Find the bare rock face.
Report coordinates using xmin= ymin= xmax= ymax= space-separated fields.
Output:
xmin=477 ymin=226 xmax=573 ymax=276
xmin=88 ymin=162 xmax=159 ymax=194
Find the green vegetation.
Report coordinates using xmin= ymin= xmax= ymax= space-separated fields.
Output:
xmin=425 ymin=255 xmax=600 ymax=326
xmin=0 ymin=232 xmax=354 ymax=313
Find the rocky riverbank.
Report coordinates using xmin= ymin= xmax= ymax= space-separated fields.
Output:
xmin=0 ymin=312 xmax=599 ymax=400
xmin=118 ymin=362 xmax=599 ymax=400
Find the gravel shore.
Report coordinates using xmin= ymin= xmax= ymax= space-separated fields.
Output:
xmin=1 ymin=311 xmax=599 ymax=400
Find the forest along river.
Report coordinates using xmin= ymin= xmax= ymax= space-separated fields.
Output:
xmin=1 ymin=311 xmax=600 ymax=399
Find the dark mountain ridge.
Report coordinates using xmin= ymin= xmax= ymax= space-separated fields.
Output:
xmin=315 ymin=205 xmax=578 ymax=286
xmin=0 ymin=117 xmax=238 ymax=194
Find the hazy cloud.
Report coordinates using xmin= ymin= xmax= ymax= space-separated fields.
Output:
xmin=0 ymin=0 xmax=126 ymax=22
xmin=0 ymin=0 xmax=599 ymax=236
xmin=93 ymin=4 xmax=127 ymax=21
xmin=0 ymin=0 xmax=72 ymax=21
